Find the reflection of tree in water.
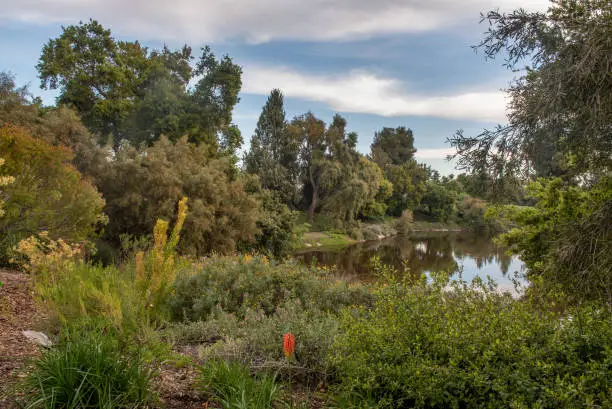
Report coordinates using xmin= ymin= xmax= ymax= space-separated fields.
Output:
xmin=451 ymin=233 xmax=513 ymax=274
xmin=295 ymin=232 xmax=501 ymax=280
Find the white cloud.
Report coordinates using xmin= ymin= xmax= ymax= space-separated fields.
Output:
xmin=242 ymin=65 xmax=508 ymax=122
xmin=0 ymin=0 xmax=550 ymax=43
xmin=414 ymin=148 xmax=455 ymax=159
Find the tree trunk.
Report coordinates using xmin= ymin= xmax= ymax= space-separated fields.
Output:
xmin=308 ymin=184 xmax=318 ymax=222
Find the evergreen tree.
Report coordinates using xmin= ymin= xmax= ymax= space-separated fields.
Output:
xmin=244 ymin=89 xmax=299 ymax=206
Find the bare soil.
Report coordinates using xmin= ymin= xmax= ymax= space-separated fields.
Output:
xmin=0 ymin=269 xmax=45 ymax=408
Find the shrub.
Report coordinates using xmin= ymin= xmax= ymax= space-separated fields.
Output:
xmin=330 ymin=268 xmax=612 ymax=408
xmin=395 ymin=209 xmax=413 ymax=235
xmin=169 ymin=255 xmax=372 ymax=322
xmin=21 ymin=323 xmax=154 ymax=409
xmin=16 ymin=198 xmax=189 ymax=330
xmin=0 ymin=125 xmax=106 ymax=265
xmin=168 ymin=299 xmax=340 ymax=382
xmin=200 ymin=359 xmax=279 ymax=409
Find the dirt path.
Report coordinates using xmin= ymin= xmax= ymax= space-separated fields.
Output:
xmin=0 ymin=269 xmax=45 ymax=407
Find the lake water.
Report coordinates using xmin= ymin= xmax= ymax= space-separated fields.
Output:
xmin=295 ymin=232 xmax=526 ymax=294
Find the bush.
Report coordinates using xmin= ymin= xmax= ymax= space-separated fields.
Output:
xmin=21 ymin=324 xmax=154 ymax=408
xmin=395 ymin=209 xmax=413 ymax=235
xmin=168 ymin=299 xmax=340 ymax=382
xmin=16 ymin=198 xmax=189 ymax=330
xmin=169 ymin=255 xmax=372 ymax=322
xmin=330 ymin=268 xmax=612 ymax=408
xmin=200 ymin=359 xmax=279 ymax=409
xmin=0 ymin=125 xmax=106 ymax=265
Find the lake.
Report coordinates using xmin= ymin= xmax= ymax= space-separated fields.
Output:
xmin=295 ymin=231 xmax=526 ymax=294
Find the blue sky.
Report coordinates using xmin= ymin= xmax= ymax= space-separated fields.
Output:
xmin=0 ymin=0 xmax=550 ymax=174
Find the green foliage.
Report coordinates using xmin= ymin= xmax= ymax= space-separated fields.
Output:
xmin=331 ymin=268 xmax=612 ymax=408
xmin=370 ymin=127 xmax=416 ymax=168
xmin=244 ymin=89 xmax=300 ymax=207
xmin=417 ymin=179 xmax=457 ymax=222
xmin=16 ymin=198 xmax=189 ymax=330
xmin=37 ymin=21 xmax=242 ymax=148
xmin=394 ymin=209 xmax=414 ymax=235
xmin=22 ymin=323 xmax=154 ymax=409
xmin=200 ymin=359 xmax=279 ymax=409
xmin=249 ymin=188 xmax=299 ymax=258
xmin=89 ymin=137 xmax=259 ymax=255
xmin=490 ymin=177 xmax=612 ymax=305
xmin=450 ymin=0 xmax=611 ymax=178
xmin=0 ymin=125 xmax=106 ymax=265
xmin=169 ymin=255 xmax=372 ymax=322
xmin=455 ymin=195 xmax=503 ymax=232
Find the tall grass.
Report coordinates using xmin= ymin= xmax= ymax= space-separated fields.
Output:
xmin=22 ymin=324 xmax=154 ymax=409
xmin=200 ymin=359 xmax=279 ymax=409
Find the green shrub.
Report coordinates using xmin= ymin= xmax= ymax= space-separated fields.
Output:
xmin=330 ymin=268 xmax=612 ymax=408
xmin=395 ymin=209 xmax=413 ymax=235
xmin=169 ymin=255 xmax=372 ymax=322
xmin=21 ymin=324 xmax=154 ymax=409
xmin=168 ymin=299 xmax=340 ymax=382
xmin=200 ymin=359 xmax=279 ymax=409
xmin=0 ymin=125 xmax=106 ymax=265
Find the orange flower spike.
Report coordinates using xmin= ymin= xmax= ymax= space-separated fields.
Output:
xmin=283 ymin=332 xmax=295 ymax=359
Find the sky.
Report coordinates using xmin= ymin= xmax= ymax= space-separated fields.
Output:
xmin=0 ymin=0 xmax=550 ymax=174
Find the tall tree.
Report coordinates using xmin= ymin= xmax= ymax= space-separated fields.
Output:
xmin=290 ymin=113 xmax=328 ymax=222
xmin=449 ymin=0 xmax=611 ymax=179
xmin=37 ymin=21 xmax=243 ymax=149
xmin=370 ymin=126 xmax=426 ymax=216
xmin=371 ymin=126 xmax=416 ymax=168
xmin=244 ymin=89 xmax=299 ymax=205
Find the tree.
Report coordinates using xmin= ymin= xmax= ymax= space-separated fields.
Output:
xmin=289 ymin=113 xmax=328 ymax=222
xmin=37 ymin=21 xmax=243 ymax=149
xmin=449 ymin=0 xmax=612 ymax=179
xmin=371 ymin=126 xmax=416 ymax=168
xmin=244 ymin=89 xmax=300 ymax=206
xmin=37 ymin=20 xmax=150 ymax=141
xmin=450 ymin=0 xmax=612 ymax=305
xmin=0 ymin=125 xmax=106 ymax=264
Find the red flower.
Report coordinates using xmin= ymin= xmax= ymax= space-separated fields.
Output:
xmin=283 ymin=332 xmax=295 ymax=359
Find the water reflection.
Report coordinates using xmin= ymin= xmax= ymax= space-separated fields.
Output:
xmin=295 ymin=232 xmax=525 ymax=292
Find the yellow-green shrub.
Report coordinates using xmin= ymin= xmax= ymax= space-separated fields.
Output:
xmin=0 ymin=125 xmax=106 ymax=264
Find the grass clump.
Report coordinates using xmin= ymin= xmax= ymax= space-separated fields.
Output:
xmin=200 ymin=359 xmax=279 ymax=409
xmin=21 ymin=323 xmax=154 ymax=409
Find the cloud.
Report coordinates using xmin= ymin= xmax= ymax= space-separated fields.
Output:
xmin=242 ymin=65 xmax=508 ymax=122
xmin=414 ymin=148 xmax=456 ymax=159
xmin=0 ymin=0 xmax=550 ymax=43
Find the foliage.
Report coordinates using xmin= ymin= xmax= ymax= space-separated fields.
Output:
xmin=0 ymin=125 xmax=106 ymax=265
xmin=244 ymin=89 xmax=300 ymax=207
xmin=454 ymin=195 xmax=503 ymax=232
xmin=37 ymin=20 xmax=242 ymax=148
xmin=167 ymin=256 xmax=372 ymax=382
xmin=16 ymin=198 xmax=189 ymax=329
xmin=0 ymin=157 xmax=14 ymax=217
xmin=199 ymin=359 xmax=279 ymax=409
xmin=169 ymin=255 xmax=372 ymax=322
xmin=249 ymin=188 xmax=299 ymax=258
xmin=370 ymin=127 xmax=416 ymax=168
xmin=89 ymin=136 xmax=259 ymax=256
xmin=331 ymin=267 xmax=612 ymax=408
xmin=490 ymin=177 xmax=612 ymax=305
xmin=395 ymin=209 xmax=414 ymax=235
xmin=417 ymin=179 xmax=458 ymax=222
xmin=21 ymin=323 xmax=154 ymax=409
xmin=449 ymin=0 xmax=611 ymax=178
